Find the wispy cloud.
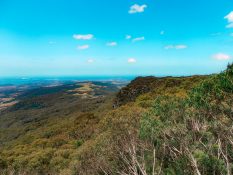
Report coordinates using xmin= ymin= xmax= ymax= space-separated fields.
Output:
xmin=129 ymin=4 xmax=147 ymax=14
xmin=77 ymin=45 xmax=89 ymax=50
xmin=106 ymin=42 xmax=117 ymax=46
xmin=164 ymin=44 xmax=188 ymax=50
xmin=128 ymin=58 xmax=136 ymax=63
xmin=132 ymin=37 xmax=145 ymax=42
xmin=87 ymin=59 xmax=94 ymax=63
xmin=73 ymin=34 xmax=94 ymax=40
xmin=213 ymin=53 xmax=231 ymax=61
xmin=126 ymin=35 xmax=132 ymax=40
xmin=224 ymin=11 xmax=233 ymax=28
xmin=226 ymin=23 xmax=233 ymax=28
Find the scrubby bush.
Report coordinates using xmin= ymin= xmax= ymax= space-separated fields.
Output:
xmin=0 ymin=157 xmax=7 ymax=170
xmin=134 ymin=63 xmax=233 ymax=175
xmin=75 ymin=139 xmax=84 ymax=148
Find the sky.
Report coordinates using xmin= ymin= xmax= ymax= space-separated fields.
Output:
xmin=0 ymin=0 xmax=233 ymax=76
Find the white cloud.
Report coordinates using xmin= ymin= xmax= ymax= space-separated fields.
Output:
xmin=224 ymin=12 xmax=233 ymax=28
xmin=126 ymin=35 xmax=132 ymax=39
xmin=132 ymin=37 xmax=145 ymax=42
xmin=87 ymin=59 xmax=94 ymax=63
xmin=213 ymin=53 xmax=231 ymax=61
xmin=128 ymin=58 xmax=136 ymax=63
xmin=129 ymin=4 xmax=147 ymax=14
xmin=106 ymin=42 xmax=117 ymax=46
xmin=77 ymin=45 xmax=89 ymax=50
xmin=226 ymin=23 xmax=233 ymax=28
xmin=73 ymin=34 xmax=94 ymax=40
xmin=160 ymin=31 xmax=165 ymax=35
xmin=225 ymin=11 xmax=233 ymax=23
xmin=164 ymin=44 xmax=188 ymax=50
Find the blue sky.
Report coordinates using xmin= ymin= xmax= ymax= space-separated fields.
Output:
xmin=0 ymin=0 xmax=233 ymax=76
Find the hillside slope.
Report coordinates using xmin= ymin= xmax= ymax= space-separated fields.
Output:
xmin=0 ymin=64 xmax=232 ymax=175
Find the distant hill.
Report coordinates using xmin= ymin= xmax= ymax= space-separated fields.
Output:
xmin=114 ymin=75 xmax=207 ymax=107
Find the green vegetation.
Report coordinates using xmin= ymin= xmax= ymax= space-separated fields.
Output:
xmin=136 ymin=64 xmax=233 ymax=175
xmin=1 ymin=65 xmax=233 ymax=174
